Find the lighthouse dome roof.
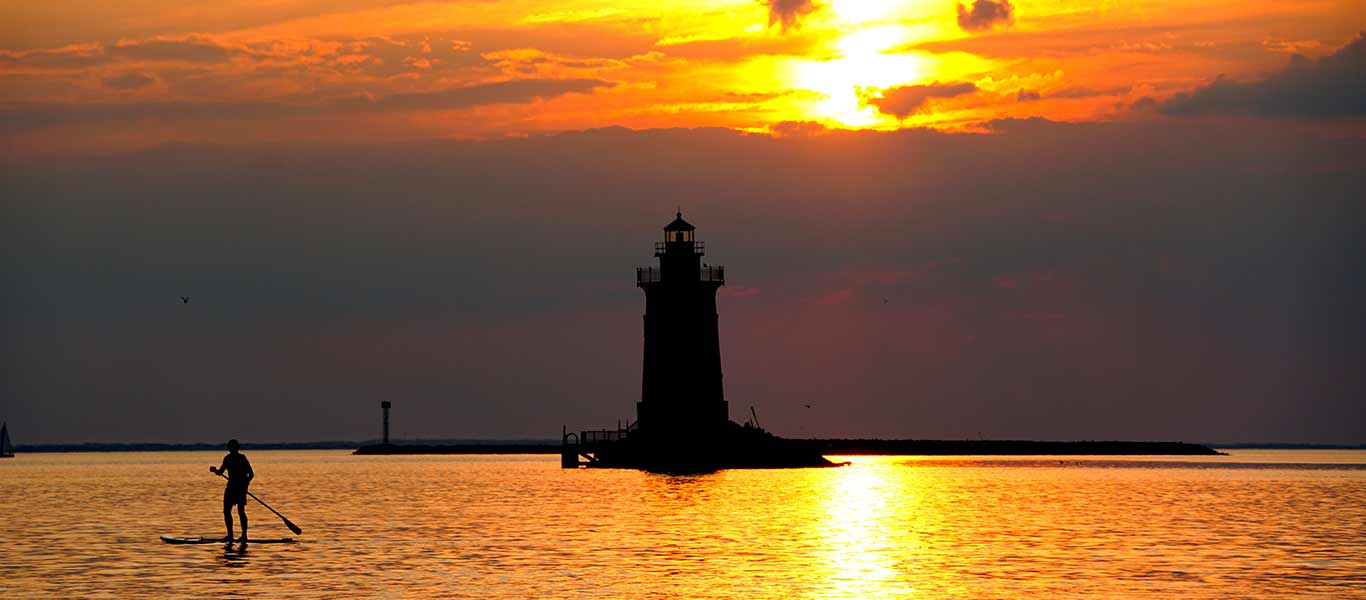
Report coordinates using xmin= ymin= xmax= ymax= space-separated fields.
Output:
xmin=664 ymin=211 xmax=695 ymax=231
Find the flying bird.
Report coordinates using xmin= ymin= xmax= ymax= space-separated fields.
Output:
xmin=180 ymin=297 xmax=190 ymax=303
xmin=803 ymin=404 xmax=812 ymax=409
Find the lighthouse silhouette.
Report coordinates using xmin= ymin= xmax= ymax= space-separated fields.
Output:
xmin=561 ymin=213 xmax=837 ymax=471
xmin=636 ymin=212 xmax=728 ymax=438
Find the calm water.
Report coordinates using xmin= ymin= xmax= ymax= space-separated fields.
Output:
xmin=2 ymin=450 xmax=1363 ymax=598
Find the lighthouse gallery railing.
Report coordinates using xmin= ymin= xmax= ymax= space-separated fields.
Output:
xmin=655 ymin=241 xmax=705 ymax=255
xmin=636 ymin=266 xmax=725 ymax=285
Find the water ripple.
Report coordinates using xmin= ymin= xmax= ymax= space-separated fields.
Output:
xmin=0 ymin=451 xmax=1362 ymax=598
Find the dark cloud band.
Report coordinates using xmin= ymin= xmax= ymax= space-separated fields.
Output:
xmin=1159 ymin=32 xmax=1366 ymax=117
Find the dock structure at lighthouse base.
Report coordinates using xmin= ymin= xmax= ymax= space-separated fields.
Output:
xmin=561 ymin=420 xmax=841 ymax=472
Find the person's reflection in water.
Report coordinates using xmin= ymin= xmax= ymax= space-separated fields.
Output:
xmin=210 ymin=439 xmax=254 ymax=542
xmin=220 ymin=540 xmax=249 ymax=566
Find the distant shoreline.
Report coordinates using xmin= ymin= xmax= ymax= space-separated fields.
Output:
xmin=10 ymin=440 xmax=1363 ymax=455
xmin=10 ymin=440 xmax=551 ymax=453
xmin=354 ymin=440 xmax=1233 ymax=456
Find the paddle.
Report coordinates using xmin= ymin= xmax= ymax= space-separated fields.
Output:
xmin=214 ymin=471 xmax=303 ymax=535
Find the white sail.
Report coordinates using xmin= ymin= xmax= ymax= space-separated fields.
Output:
xmin=0 ymin=422 xmax=12 ymax=457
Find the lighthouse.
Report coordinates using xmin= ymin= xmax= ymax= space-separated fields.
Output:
xmin=635 ymin=212 xmax=729 ymax=439
xmin=560 ymin=213 xmax=836 ymax=471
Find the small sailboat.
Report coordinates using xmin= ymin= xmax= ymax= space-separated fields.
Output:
xmin=1 ymin=422 xmax=14 ymax=457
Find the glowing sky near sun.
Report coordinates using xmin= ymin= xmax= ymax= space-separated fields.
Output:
xmin=1 ymin=0 xmax=1362 ymax=152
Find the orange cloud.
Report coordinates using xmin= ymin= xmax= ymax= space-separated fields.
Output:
xmin=956 ymin=0 xmax=1013 ymax=32
xmin=0 ymin=78 xmax=614 ymax=136
xmin=867 ymin=82 xmax=978 ymax=119
xmin=763 ymin=0 xmax=821 ymax=31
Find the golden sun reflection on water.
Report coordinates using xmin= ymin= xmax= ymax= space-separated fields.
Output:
xmin=816 ymin=458 xmax=916 ymax=598
xmin=3 ymin=451 xmax=1364 ymax=598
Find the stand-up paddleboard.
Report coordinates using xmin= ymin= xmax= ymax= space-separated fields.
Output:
xmin=161 ymin=535 xmax=296 ymax=544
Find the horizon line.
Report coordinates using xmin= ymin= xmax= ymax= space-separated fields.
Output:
xmin=10 ymin=438 xmax=1365 ymax=453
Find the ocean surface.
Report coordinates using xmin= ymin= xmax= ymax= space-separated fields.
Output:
xmin=1 ymin=450 xmax=1363 ymax=598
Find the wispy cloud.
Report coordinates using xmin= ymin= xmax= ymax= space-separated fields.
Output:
xmin=0 ymin=36 xmax=247 ymax=69
xmin=1016 ymin=85 xmax=1132 ymax=102
xmin=0 ymin=78 xmax=614 ymax=134
xmin=102 ymin=71 xmax=156 ymax=90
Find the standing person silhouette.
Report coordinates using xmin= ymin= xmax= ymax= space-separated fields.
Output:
xmin=210 ymin=439 xmax=254 ymax=542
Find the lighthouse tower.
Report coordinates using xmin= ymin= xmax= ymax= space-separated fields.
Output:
xmin=635 ymin=212 xmax=728 ymax=440
xmin=558 ymin=213 xmax=835 ymax=470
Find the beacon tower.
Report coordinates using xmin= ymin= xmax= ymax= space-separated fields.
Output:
xmin=635 ymin=212 xmax=727 ymax=439
xmin=560 ymin=213 xmax=835 ymax=471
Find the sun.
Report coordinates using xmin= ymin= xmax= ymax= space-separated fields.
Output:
xmin=773 ymin=0 xmax=969 ymax=128
xmin=792 ymin=25 xmax=930 ymax=127
xmin=828 ymin=0 xmax=903 ymax=25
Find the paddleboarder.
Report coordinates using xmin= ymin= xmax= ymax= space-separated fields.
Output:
xmin=210 ymin=439 xmax=254 ymax=542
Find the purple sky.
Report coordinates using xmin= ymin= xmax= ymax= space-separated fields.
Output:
xmin=3 ymin=119 xmax=1363 ymax=444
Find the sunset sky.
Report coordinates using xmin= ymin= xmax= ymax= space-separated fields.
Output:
xmin=2 ymin=2 xmax=1363 ymax=444
xmin=3 ymin=0 xmax=1363 ymax=149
